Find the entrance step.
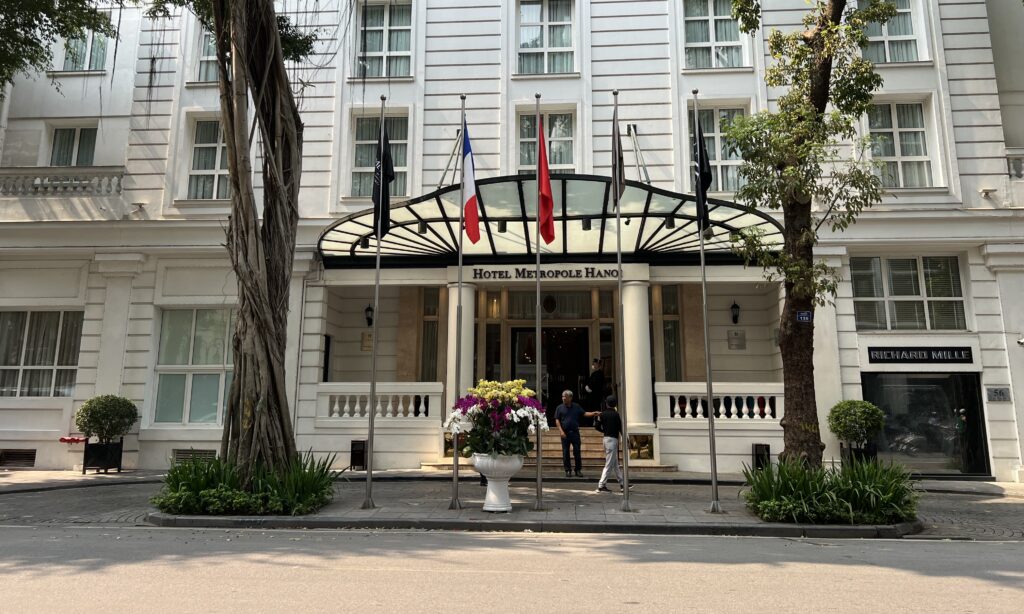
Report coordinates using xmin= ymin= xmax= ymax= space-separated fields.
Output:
xmin=419 ymin=460 xmax=678 ymax=472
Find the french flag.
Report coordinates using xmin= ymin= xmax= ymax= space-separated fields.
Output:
xmin=462 ymin=117 xmax=480 ymax=243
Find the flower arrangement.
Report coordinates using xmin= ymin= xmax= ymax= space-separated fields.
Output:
xmin=443 ymin=379 xmax=548 ymax=457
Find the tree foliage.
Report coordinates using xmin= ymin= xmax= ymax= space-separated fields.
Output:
xmin=725 ymin=0 xmax=896 ymax=465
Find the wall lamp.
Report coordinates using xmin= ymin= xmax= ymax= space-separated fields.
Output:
xmin=730 ymin=301 xmax=740 ymax=324
xmin=364 ymin=304 xmax=374 ymax=327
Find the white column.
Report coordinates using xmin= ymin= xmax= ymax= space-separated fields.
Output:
xmin=93 ymin=253 xmax=145 ymax=395
xmin=622 ymin=280 xmax=653 ymax=426
xmin=445 ymin=282 xmax=476 ymax=410
xmin=813 ymin=249 xmax=845 ymax=465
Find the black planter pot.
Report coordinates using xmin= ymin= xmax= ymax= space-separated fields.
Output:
xmin=840 ymin=442 xmax=878 ymax=465
xmin=82 ymin=439 xmax=124 ymax=474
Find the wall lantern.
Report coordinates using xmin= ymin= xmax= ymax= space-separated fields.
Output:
xmin=364 ymin=304 xmax=375 ymax=327
xmin=730 ymin=301 xmax=740 ymax=325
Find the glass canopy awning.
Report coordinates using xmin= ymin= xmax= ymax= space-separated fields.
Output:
xmin=317 ymin=174 xmax=783 ymax=269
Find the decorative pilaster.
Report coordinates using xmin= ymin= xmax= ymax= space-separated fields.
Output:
xmin=93 ymin=253 xmax=145 ymax=396
xmin=445 ymin=282 xmax=476 ymax=410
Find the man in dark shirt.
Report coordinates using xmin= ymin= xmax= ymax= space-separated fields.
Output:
xmin=554 ymin=390 xmax=595 ymax=477
xmin=595 ymin=395 xmax=629 ymax=493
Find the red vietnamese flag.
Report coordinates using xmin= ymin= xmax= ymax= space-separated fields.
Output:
xmin=537 ymin=117 xmax=555 ymax=244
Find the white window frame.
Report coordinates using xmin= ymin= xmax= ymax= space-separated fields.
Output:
xmin=682 ymin=0 xmax=746 ymax=70
xmin=153 ymin=308 xmax=235 ymax=427
xmin=48 ymin=126 xmax=98 ymax=167
xmin=868 ymin=101 xmax=934 ymax=189
xmin=864 ymin=0 xmax=923 ymax=64
xmin=0 ymin=310 xmax=83 ymax=399
xmin=186 ymin=120 xmax=230 ymax=200
xmin=60 ymin=31 xmax=108 ymax=72
xmin=197 ymin=29 xmax=218 ymax=82
xmin=351 ymin=114 xmax=409 ymax=198
xmin=516 ymin=0 xmax=575 ymax=75
xmin=688 ymin=105 xmax=745 ymax=193
xmin=518 ymin=110 xmax=575 ymax=173
xmin=850 ymin=256 xmax=968 ymax=331
xmin=356 ymin=1 xmax=413 ymax=78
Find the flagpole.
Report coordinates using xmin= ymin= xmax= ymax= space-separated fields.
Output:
xmin=449 ymin=94 xmax=467 ymax=511
xmin=362 ymin=94 xmax=387 ymax=510
xmin=693 ymin=88 xmax=722 ymax=514
xmin=613 ymin=90 xmax=632 ymax=512
xmin=533 ymin=92 xmax=545 ymax=511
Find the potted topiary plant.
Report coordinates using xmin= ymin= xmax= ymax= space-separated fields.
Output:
xmin=827 ymin=399 xmax=885 ymax=464
xmin=74 ymin=395 xmax=139 ymax=474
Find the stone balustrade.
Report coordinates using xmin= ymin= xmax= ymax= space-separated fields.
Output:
xmin=655 ymin=382 xmax=784 ymax=421
xmin=317 ymin=382 xmax=442 ymax=420
xmin=0 ymin=166 xmax=125 ymax=196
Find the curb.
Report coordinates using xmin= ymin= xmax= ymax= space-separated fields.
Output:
xmin=915 ymin=487 xmax=1024 ymax=500
xmin=0 ymin=478 xmax=165 ymax=496
xmin=146 ymin=512 xmax=923 ymax=538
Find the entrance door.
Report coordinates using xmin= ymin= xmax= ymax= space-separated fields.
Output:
xmin=511 ymin=327 xmax=590 ymax=425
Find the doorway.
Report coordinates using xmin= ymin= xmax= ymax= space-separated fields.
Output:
xmin=511 ymin=327 xmax=590 ymax=425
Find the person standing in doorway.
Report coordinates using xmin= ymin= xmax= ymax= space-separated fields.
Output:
xmin=595 ymin=395 xmax=631 ymax=493
xmin=555 ymin=390 xmax=594 ymax=477
xmin=585 ymin=358 xmax=606 ymax=413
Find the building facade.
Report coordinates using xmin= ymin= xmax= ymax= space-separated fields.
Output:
xmin=1 ymin=0 xmax=1022 ymax=481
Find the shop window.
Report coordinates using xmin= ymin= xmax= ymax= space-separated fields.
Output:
xmin=187 ymin=120 xmax=230 ymax=200
xmin=688 ymin=107 xmax=745 ymax=192
xmin=0 ymin=311 xmax=83 ymax=398
xmin=62 ymin=31 xmax=107 ymax=71
xmin=519 ymin=112 xmax=574 ymax=173
xmin=352 ymin=115 xmax=408 ymax=197
xmin=851 ymin=256 xmax=966 ymax=331
xmin=682 ymin=0 xmax=743 ymax=69
xmin=864 ymin=0 xmax=919 ymax=63
xmin=49 ymin=127 xmax=97 ymax=167
xmin=868 ymin=102 xmax=932 ymax=188
xmin=358 ymin=2 xmax=412 ymax=77
xmin=517 ymin=0 xmax=574 ymax=74
xmin=154 ymin=308 xmax=235 ymax=425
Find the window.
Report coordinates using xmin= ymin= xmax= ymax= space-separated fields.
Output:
xmin=517 ymin=0 xmax=574 ymax=74
xmin=864 ymin=0 xmax=918 ymax=63
xmin=197 ymin=30 xmax=218 ymax=81
xmin=420 ymin=288 xmax=439 ymax=381
xmin=689 ymin=107 xmax=745 ymax=192
xmin=154 ymin=309 xmax=235 ymax=425
xmin=352 ymin=115 xmax=408 ymax=197
xmin=0 ymin=311 xmax=83 ymax=398
xmin=519 ymin=112 xmax=574 ymax=173
xmin=683 ymin=0 xmax=743 ymax=69
xmin=850 ymin=256 xmax=966 ymax=331
xmin=868 ymin=103 xmax=932 ymax=188
xmin=661 ymin=285 xmax=682 ymax=381
xmin=63 ymin=32 xmax=107 ymax=71
xmin=358 ymin=2 xmax=412 ymax=77
xmin=187 ymin=121 xmax=230 ymax=200
xmin=50 ymin=127 xmax=97 ymax=167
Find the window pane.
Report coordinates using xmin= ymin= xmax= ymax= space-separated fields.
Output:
xmin=198 ymin=59 xmax=218 ymax=81
xmin=57 ymin=311 xmax=84 ymax=366
xmin=854 ymin=301 xmax=887 ymax=330
xmin=928 ymin=302 xmax=966 ymax=330
xmin=549 ymin=0 xmax=572 ymax=22
xmin=389 ymin=4 xmax=412 ymax=26
xmin=188 ymin=175 xmax=214 ymax=200
xmin=549 ymin=24 xmax=572 ymax=48
xmin=720 ymin=165 xmax=741 ymax=191
xmin=871 ymin=132 xmax=895 ymax=157
xmin=192 ymin=146 xmax=217 ymax=170
xmin=662 ymin=285 xmax=679 ymax=315
xmin=901 ymin=161 xmax=932 ymax=187
xmin=385 ymin=116 xmax=408 ymax=140
xmin=878 ymin=161 xmax=899 ymax=188
xmin=867 ymin=105 xmax=892 ymax=130
xmin=850 ymin=257 xmax=883 ymax=298
xmin=155 ymin=373 xmax=186 ymax=423
xmin=216 ymin=174 xmax=229 ymax=199
xmin=0 ymin=312 xmax=27 ymax=366
xmin=50 ymin=129 xmax=76 ymax=166
xmin=192 ymin=309 xmax=227 ymax=365
xmin=886 ymin=258 xmax=920 ymax=296
xmin=388 ymin=30 xmax=411 ymax=53
xmin=865 ymin=21 xmax=883 ymax=38
xmin=360 ymin=56 xmax=383 ymax=77
xmin=900 ymin=131 xmax=927 ymax=157
xmin=20 ymin=369 xmax=53 ymax=397
xmin=423 ymin=287 xmax=439 ymax=317
xmin=520 ymin=141 xmax=536 ymax=167
xmin=685 ymin=48 xmax=712 ymax=69
xmin=159 ymin=310 xmax=193 ymax=365
xmin=519 ymin=115 xmax=536 ymax=139
xmin=188 ymin=373 xmax=221 ymax=423
xmin=888 ymin=40 xmax=917 ymax=62
xmin=363 ymin=4 xmax=385 ymax=27
xmin=888 ymin=12 xmax=914 ymax=36
xmin=54 ymin=369 xmax=76 ymax=397
xmin=355 ymin=143 xmax=377 ymax=168
xmin=715 ymin=45 xmax=742 ymax=67
xmin=518 ymin=52 xmax=544 ymax=74
xmin=89 ymin=33 xmax=107 ymax=70
xmin=23 ymin=312 xmax=60 ymax=366
xmin=393 ymin=172 xmax=407 ymax=196
xmin=356 ymin=117 xmax=379 ymax=141
xmin=549 ymin=140 xmax=573 ymax=166
xmin=420 ymin=320 xmax=438 ymax=381
xmin=685 ymin=20 xmax=710 ymax=43
xmin=195 ymin=121 xmax=220 ymax=144
xmin=352 ymin=172 xmax=374 ymax=197
xmin=889 ymin=301 xmax=927 ymax=330
xmin=864 ymin=41 xmax=886 ymax=63
xmin=390 ymin=143 xmax=408 ymax=167
xmin=64 ymin=38 xmax=87 ymax=71
xmin=896 ymin=104 xmax=924 ymax=129
xmin=75 ymin=128 xmax=97 ymax=166
xmin=0 ymin=370 xmax=19 ymax=397
xmin=664 ymin=320 xmax=682 ymax=380
xmin=520 ymin=0 xmax=541 ymax=22
xmin=386 ymin=55 xmax=411 ymax=77
xmin=226 ymin=310 xmax=235 ymax=366
xmin=684 ymin=0 xmax=709 ymax=17
xmin=922 ymin=256 xmax=962 ymax=297
xmin=714 ymin=18 xmax=739 ymax=42
xmin=223 ymin=370 xmax=233 ymax=411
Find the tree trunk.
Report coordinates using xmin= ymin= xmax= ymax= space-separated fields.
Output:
xmin=211 ymin=0 xmax=302 ymax=481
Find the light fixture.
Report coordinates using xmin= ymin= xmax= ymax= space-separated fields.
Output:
xmin=665 ymin=216 xmax=675 ymax=229
xmin=730 ymin=301 xmax=740 ymax=325
xmin=497 ymin=220 xmax=507 ymax=233
xmin=360 ymin=237 xmax=370 ymax=249
xmin=364 ymin=304 xmax=374 ymax=327
xmin=417 ymin=221 xmax=427 ymax=234
xmin=979 ymin=187 xmax=997 ymax=198
xmin=582 ymin=217 xmax=592 ymax=231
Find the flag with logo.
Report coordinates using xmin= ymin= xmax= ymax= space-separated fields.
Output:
xmin=537 ymin=117 xmax=555 ymax=244
xmin=462 ymin=116 xmax=480 ymax=243
xmin=372 ymin=122 xmax=395 ymax=238
xmin=693 ymin=121 xmax=713 ymax=232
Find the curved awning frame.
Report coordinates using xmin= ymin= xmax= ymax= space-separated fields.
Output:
xmin=318 ymin=174 xmax=783 ymax=269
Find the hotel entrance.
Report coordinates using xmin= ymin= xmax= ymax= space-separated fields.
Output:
xmin=510 ymin=327 xmax=590 ymax=425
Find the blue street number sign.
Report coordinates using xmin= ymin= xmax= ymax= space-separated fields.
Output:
xmin=796 ymin=311 xmax=812 ymax=323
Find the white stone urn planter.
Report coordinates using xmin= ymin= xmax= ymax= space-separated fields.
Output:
xmin=472 ymin=453 xmax=524 ymax=512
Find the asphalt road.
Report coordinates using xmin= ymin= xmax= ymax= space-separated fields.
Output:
xmin=1 ymin=526 xmax=1022 ymax=613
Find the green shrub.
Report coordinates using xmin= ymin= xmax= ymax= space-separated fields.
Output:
xmin=74 ymin=395 xmax=139 ymax=443
xmin=742 ymin=458 xmax=918 ymax=525
xmin=151 ymin=452 xmax=336 ymax=516
xmin=827 ymin=400 xmax=885 ymax=447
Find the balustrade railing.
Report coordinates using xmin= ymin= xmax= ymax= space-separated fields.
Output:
xmin=317 ymin=382 xmax=442 ymax=420
xmin=1009 ymin=149 xmax=1024 ymax=180
xmin=0 ymin=166 xmax=125 ymax=196
xmin=655 ymin=382 xmax=784 ymax=421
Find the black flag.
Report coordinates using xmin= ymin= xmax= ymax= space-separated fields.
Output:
xmin=611 ymin=103 xmax=625 ymax=203
xmin=372 ymin=123 xmax=395 ymax=238
xmin=693 ymin=122 xmax=713 ymax=231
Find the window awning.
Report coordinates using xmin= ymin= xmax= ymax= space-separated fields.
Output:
xmin=318 ymin=174 xmax=782 ymax=268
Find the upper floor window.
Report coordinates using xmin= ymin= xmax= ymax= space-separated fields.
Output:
xmin=868 ymin=102 xmax=932 ymax=188
xmin=155 ymin=308 xmax=235 ymax=425
xmin=519 ymin=112 xmax=574 ymax=173
xmin=359 ymin=2 xmax=412 ymax=78
xmin=50 ymin=127 xmax=97 ymax=167
xmin=851 ymin=256 xmax=966 ymax=331
xmin=683 ymin=0 xmax=742 ymax=69
xmin=352 ymin=115 xmax=408 ymax=197
xmin=187 ymin=120 xmax=229 ymax=200
xmin=63 ymin=32 xmax=107 ymax=71
xmin=0 ymin=311 xmax=83 ymax=398
xmin=518 ymin=0 xmax=574 ymax=74
xmin=197 ymin=30 xmax=218 ymax=81
xmin=689 ymin=107 xmax=745 ymax=192
xmin=865 ymin=0 xmax=918 ymax=63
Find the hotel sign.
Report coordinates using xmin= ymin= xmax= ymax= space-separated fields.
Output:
xmin=867 ymin=346 xmax=973 ymax=364
xmin=471 ymin=266 xmax=620 ymax=280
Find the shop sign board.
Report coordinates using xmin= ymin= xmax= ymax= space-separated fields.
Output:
xmin=867 ymin=346 xmax=973 ymax=364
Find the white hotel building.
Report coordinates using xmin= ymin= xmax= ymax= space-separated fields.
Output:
xmin=1 ymin=0 xmax=1023 ymax=481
